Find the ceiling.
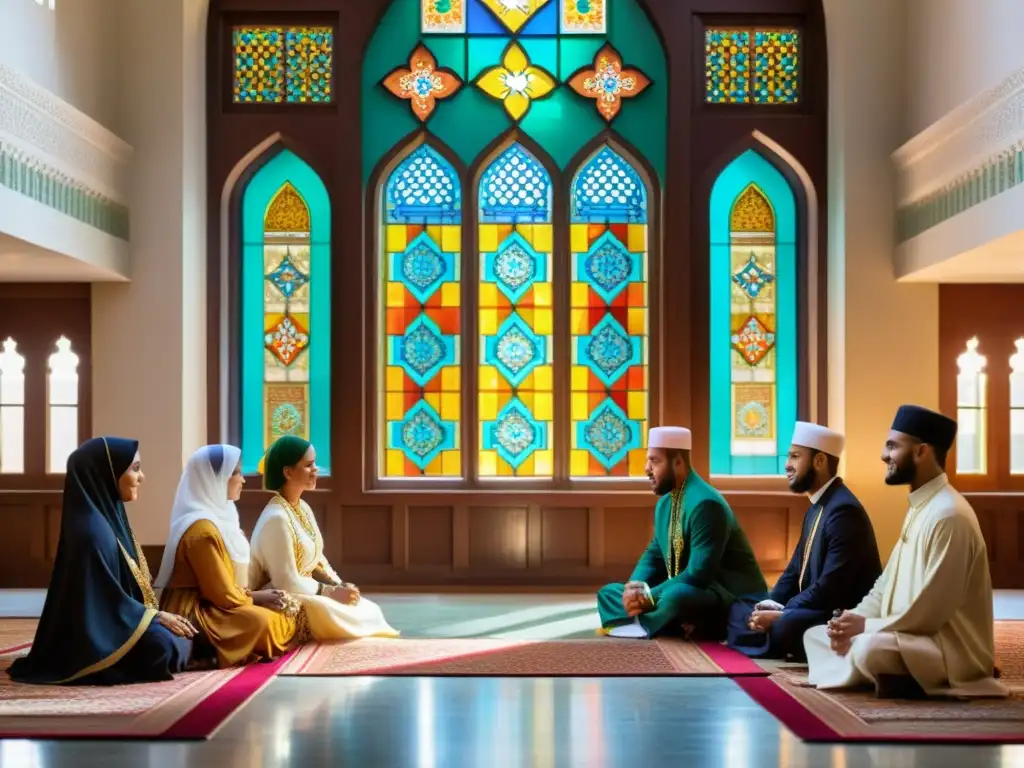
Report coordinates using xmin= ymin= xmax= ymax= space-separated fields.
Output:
xmin=0 ymin=231 xmax=127 ymax=282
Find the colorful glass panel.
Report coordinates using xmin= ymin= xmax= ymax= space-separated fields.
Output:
xmin=241 ymin=151 xmax=331 ymax=474
xmin=478 ymin=144 xmax=554 ymax=478
xmin=569 ymin=146 xmax=648 ymax=477
xmin=704 ymin=28 xmax=800 ymax=105
xmin=560 ymin=0 xmax=606 ymax=34
xmin=233 ymin=26 xmax=333 ymax=104
xmin=709 ymin=150 xmax=797 ymax=475
xmin=382 ymin=145 xmax=463 ymax=478
xmin=422 ymin=0 xmax=466 ymax=33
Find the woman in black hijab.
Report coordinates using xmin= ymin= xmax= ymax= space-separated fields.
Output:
xmin=9 ymin=437 xmax=197 ymax=685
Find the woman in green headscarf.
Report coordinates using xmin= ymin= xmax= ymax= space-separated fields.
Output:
xmin=248 ymin=436 xmax=399 ymax=640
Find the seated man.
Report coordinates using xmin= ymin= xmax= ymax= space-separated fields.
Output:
xmin=726 ymin=422 xmax=882 ymax=661
xmin=597 ymin=426 xmax=767 ymax=640
xmin=805 ymin=405 xmax=1009 ymax=699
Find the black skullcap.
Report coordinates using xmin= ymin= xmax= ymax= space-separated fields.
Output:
xmin=891 ymin=405 xmax=957 ymax=453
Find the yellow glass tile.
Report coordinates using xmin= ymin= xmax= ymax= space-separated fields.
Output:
xmin=441 ymin=366 xmax=461 ymax=391
xmin=628 ymin=449 xmax=648 ymax=477
xmin=442 ymin=449 xmax=461 ymax=476
xmin=570 ymin=450 xmax=589 ymax=477
xmin=517 ymin=454 xmax=534 ymax=476
xmin=426 ymin=225 xmax=442 ymax=246
xmin=533 ymin=392 xmax=553 ymax=420
xmin=424 ymin=392 xmax=441 ymax=411
xmin=516 ymin=223 xmax=533 ymax=243
xmin=441 ymin=225 xmax=461 ymax=252
xmin=478 ymin=224 xmax=499 ymax=252
xmin=479 ymin=282 xmax=499 ymax=308
xmin=532 ymin=224 xmax=553 ymax=254
xmin=627 ymin=224 xmax=647 ymax=252
xmin=570 ymin=223 xmax=589 ymax=253
xmin=386 ymin=449 xmax=405 ymax=477
xmin=571 ymin=308 xmax=589 ymax=334
xmin=517 ymin=308 xmax=534 ymax=327
xmin=424 ymin=456 xmax=441 ymax=476
xmin=386 ymin=282 xmax=407 ymax=308
xmin=533 ymin=308 xmax=553 ymax=335
xmin=441 ymin=282 xmax=461 ymax=308
xmin=440 ymin=392 xmax=460 ymax=420
xmin=532 ymin=282 xmax=552 ymax=307
xmin=479 ymin=308 xmax=499 ymax=335
xmin=495 ymin=390 xmax=513 ymax=410
xmin=627 ymin=391 xmax=647 ymax=420
xmin=533 ymin=364 xmax=553 ymax=391
xmin=386 ymin=366 xmax=405 ymax=392
xmin=533 ymin=450 xmax=553 ymax=477
xmin=518 ymin=391 xmax=535 ymax=411
xmin=571 ymin=365 xmax=589 ymax=391
xmin=479 ymin=392 xmax=499 ymax=420
xmin=478 ymin=365 xmax=500 ymax=391
xmin=386 ymin=394 xmax=406 ymax=421
xmin=571 ymin=283 xmax=590 ymax=307
xmin=627 ymin=307 xmax=647 ymax=335
xmin=572 ymin=392 xmax=590 ymax=420
xmin=478 ymin=450 xmax=497 ymax=477
xmin=386 ymin=225 xmax=407 ymax=253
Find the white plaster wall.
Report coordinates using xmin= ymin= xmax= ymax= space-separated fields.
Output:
xmin=0 ymin=0 xmax=120 ymax=132
xmin=825 ymin=0 xmax=939 ymax=555
xmin=904 ymin=0 xmax=1024 ymax=139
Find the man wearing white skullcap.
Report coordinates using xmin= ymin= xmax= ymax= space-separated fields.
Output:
xmin=597 ymin=426 xmax=768 ymax=640
xmin=725 ymin=421 xmax=882 ymax=661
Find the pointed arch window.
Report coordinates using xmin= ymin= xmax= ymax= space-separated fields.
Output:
xmin=955 ymin=336 xmax=987 ymax=475
xmin=710 ymin=149 xmax=798 ymax=475
xmin=0 ymin=337 xmax=25 ymax=474
xmin=240 ymin=150 xmax=331 ymax=474
xmin=47 ymin=336 xmax=79 ymax=474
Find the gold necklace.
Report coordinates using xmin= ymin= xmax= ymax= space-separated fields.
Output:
xmin=666 ymin=488 xmax=685 ymax=578
xmin=797 ymin=505 xmax=824 ymax=591
xmin=274 ymin=495 xmax=320 ymax=577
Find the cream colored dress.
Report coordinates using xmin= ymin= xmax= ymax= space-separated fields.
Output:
xmin=804 ymin=474 xmax=1008 ymax=698
xmin=248 ymin=496 xmax=399 ymax=641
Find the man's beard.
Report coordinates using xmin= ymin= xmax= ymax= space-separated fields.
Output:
xmin=788 ymin=468 xmax=815 ymax=494
xmin=651 ymin=473 xmax=676 ymax=496
xmin=885 ymin=455 xmax=916 ymax=486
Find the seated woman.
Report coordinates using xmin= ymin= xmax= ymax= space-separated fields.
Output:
xmin=249 ymin=436 xmax=398 ymax=640
xmin=154 ymin=444 xmax=303 ymax=668
xmin=9 ymin=437 xmax=195 ymax=686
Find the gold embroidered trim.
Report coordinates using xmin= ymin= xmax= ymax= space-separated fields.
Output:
xmin=273 ymin=495 xmax=323 ymax=578
xmin=798 ymin=504 xmax=824 ymax=592
xmin=56 ymin=607 xmax=157 ymax=683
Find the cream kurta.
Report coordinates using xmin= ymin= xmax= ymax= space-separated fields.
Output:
xmin=248 ymin=497 xmax=399 ymax=641
xmin=804 ymin=474 xmax=1008 ymax=698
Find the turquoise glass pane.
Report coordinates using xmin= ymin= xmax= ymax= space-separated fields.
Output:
xmin=240 ymin=149 xmax=331 ymax=474
xmin=709 ymin=149 xmax=797 ymax=476
xmin=478 ymin=143 xmax=552 ymax=222
xmin=570 ymin=145 xmax=647 ymax=223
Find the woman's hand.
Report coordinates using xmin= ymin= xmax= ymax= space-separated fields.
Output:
xmin=251 ymin=589 xmax=288 ymax=611
xmin=156 ymin=611 xmax=198 ymax=638
xmin=326 ymin=584 xmax=360 ymax=606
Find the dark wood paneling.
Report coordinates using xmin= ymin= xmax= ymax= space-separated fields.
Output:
xmin=541 ymin=507 xmax=589 ymax=567
xmin=408 ymin=506 xmax=454 ymax=567
xmin=603 ymin=507 xmax=655 ymax=566
xmin=968 ymin=493 xmax=1024 ymax=589
xmin=469 ymin=506 xmax=528 ymax=570
xmin=0 ymin=494 xmax=62 ymax=587
xmin=340 ymin=506 xmax=392 ymax=566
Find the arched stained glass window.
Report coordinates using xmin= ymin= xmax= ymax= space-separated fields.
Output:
xmin=380 ymin=144 xmax=463 ymax=478
xmin=709 ymin=149 xmax=797 ymax=475
xmin=241 ymin=150 xmax=331 ymax=474
xmin=477 ymin=143 xmax=554 ymax=478
xmin=569 ymin=145 xmax=649 ymax=477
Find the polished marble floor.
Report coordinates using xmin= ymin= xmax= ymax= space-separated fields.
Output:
xmin=0 ymin=590 xmax=1022 ymax=767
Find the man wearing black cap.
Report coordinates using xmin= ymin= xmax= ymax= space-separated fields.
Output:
xmin=802 ymin=405 xmax=1007 ymax=698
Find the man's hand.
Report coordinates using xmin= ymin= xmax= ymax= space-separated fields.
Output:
xmin=623 ymin=581 xmax=654 ymax=617
xmin=155 ymin=611 xmax=198 ymax=638
xmin=754 ymin=599 xmax=785 ymax=612
xmin=826 ymin=610 xmax=865 ymax=655
xmin=251 ymin=589 xmax=288 ymax=611
xmin=747 ymin=610 xmax=783 ymax=633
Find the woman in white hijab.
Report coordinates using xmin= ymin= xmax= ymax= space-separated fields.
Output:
xmin=156 ymin=445 xmax=304 ymax=668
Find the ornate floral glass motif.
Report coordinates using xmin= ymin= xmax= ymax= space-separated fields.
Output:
xmin=560 ymin=0 xmax=606 ymax=34
xmin=567 ymin=43 xmax=650 ymax=122
xmin=233 ymin=26 xmax=333 ymax=103
xmin=478 ymin=143 xmax=554 ymax=477
xmin=382 ymin=44 xmax=463 ymax=123
xmin=569 ymin=146 xmax=648 ymax=477
xmin=422 ymin=0 xmax=466 ymax=33
xmin=704 ymin=27 xmax=800 ymax=105
xmin=382 ymin=145 xmax=463 ymax=477
xmin=262 ymin=183 xmax=313 ymax=450
xmin=475 ymin=42 xmax=556 ymax=121
xmin=478 ymin=0 xmax=551 ymax=33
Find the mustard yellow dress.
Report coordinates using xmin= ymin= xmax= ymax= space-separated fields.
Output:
xmin=159 ymin=519 xmax=300 ymax=668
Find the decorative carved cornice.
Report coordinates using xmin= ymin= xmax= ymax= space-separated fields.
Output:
xmin=0 ymin=62 xmax=132 ymax=208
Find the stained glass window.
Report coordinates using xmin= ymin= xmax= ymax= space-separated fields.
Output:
xmin=0 ymin=337 xmax=25 ymax=474
xmin=710 ymin=150 xmax=797 ymax=475
xmin=380 ymin=144 xmax=463 ymax=478
xmin=47 ymin=336 xmax=78 ymax=474
xmin=232 ymin=26 xmax=333 ymax=103
xmin=241 ymin=150 xmax=331 ymax=474
xmin=569 ymin=146 xmax=648 ymax=477
xmin=1010 ymin=339 xmax=1024 ymax=474
xmin=478 ymin=143 xmax=554 ymax=478
xmin=704 ymin=28 xmax=800 ymax=105
xmin=956 ymin=337 xmax=987 ymax=475
xmin=561 ymin=0 xmax=606 ymax=34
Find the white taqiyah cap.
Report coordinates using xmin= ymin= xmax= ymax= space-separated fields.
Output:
xmin=790 ymin=421 xmax=845 ymax=457
xmin=648 ymin=426 xmax=692 ymax=450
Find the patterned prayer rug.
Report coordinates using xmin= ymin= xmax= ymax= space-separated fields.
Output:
xmin=0 ymin=648 xmax=289 ymax=739
xmin=281 ymin=637 xmax=767 ymax=676
xmin=737 ymin=620 xmax=1024 ymax=743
